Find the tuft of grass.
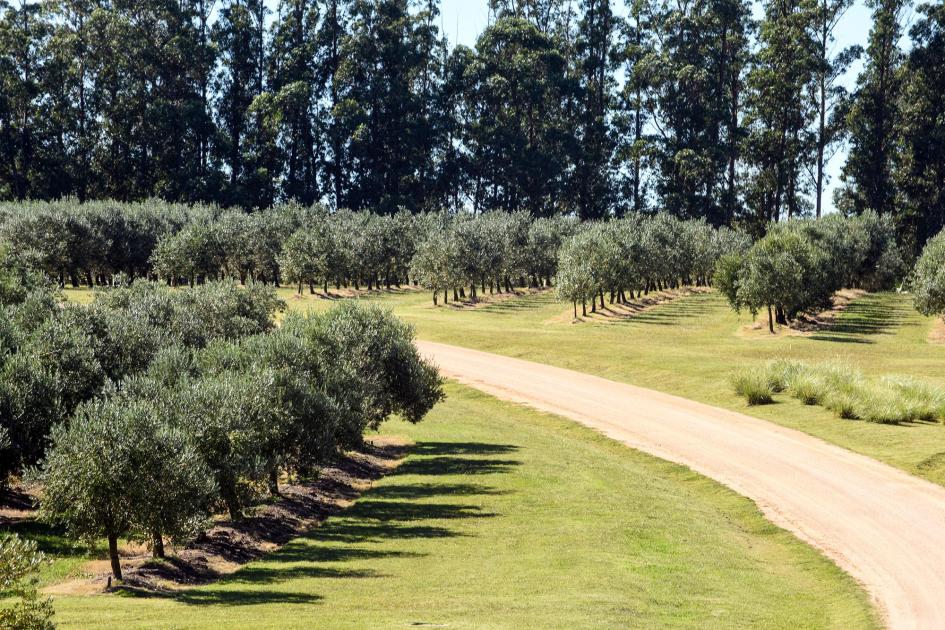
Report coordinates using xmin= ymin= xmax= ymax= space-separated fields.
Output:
xmin=732 ymin=370 xmax=775 ymax=405
xmin=881 ymin=376 xmax=945 ymax=423
xmin=765 ymin=359 xmax=804 ymax=393
xmin=789 ymin=372 xmax=825 ymax=406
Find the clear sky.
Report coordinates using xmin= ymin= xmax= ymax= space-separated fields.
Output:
xmin=438 ymin=0 xmax=880 ymax=216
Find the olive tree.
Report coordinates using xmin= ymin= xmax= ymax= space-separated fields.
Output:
xmin=556 ymin=230 xmax=598 ymax=318
xmin=411 ymin=226 xmax=461 ymax=305
xmin=37 ymin=394 xmax=214 ymax=579
xmin=913 ymin=229 xmax=945 ymax=319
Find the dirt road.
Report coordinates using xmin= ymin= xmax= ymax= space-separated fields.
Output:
xmin=416 ymin=340 xmax=945 ymax=630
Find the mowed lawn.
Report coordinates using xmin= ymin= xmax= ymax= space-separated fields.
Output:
xmin=266 ymin=287 xmax=945 ymax=488
xmin=49 ymin=383 xmax=877 ymax=629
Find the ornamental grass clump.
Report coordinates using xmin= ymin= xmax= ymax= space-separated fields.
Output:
xmin=765 ymin=359 xmax=804 ymax=393
xmin=732 ymin=370 xmax=774 ymax=405
xmin=733 ymin=359 xmax=945 ymax=424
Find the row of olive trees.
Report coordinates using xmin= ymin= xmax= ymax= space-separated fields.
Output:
xmin=912 ymin=228 xmax=945 ymax=321
xmin=0 ymin=266 xmax=443 ymax=580
xmin=714 ymin=211 xmax=903 ymax=332
xmin=0 ymin=199 xmax=204 ymax=286
xmin=409 ymin=212 xmax=579 ymax=305
xmin=33 ymin=299 xmax=442 ymax=580
xmin=0 ymin=200 xmax=583 ymax=300
xmin=554 ymin=214 xmax=750 ymax=317
xmin=0 ymin=271 xmax=282 ymax=483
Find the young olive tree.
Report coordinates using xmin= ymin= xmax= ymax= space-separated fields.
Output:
xmin=0 ymin=534 xmax=54 ymax=630
xmin=411 ymin=226 xmax=461 ymax=305
xmin=37 ymin=394 xmax=213 ymax=579
xmin=556 ymin=231 xmax=598 ymax=318
xmin=913 ymin=229 xmax=945 ymax=320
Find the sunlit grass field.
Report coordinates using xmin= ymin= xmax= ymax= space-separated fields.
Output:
xmin=45 ymin=283 xmax=943 ymax=628
xmin=48 ymin=384 xmax=878 ymax=629
xmin=261 ymin=286 xmax=945 ymax=487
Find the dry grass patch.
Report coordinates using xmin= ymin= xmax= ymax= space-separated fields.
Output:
xmin=929 ymin=319 xmax=945 ymax=345
xmin=733 ymin=359 xmax=945 ymax=425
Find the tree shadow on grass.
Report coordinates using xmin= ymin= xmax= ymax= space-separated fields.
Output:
xmin=176 ymin=588 xmax=325 ymax=606
xmin=395 ymin=456 xmax=520 ymax=476
xmin=410 ymin=442 xmax=519 ymax=456
xmin=367 ymin=483 xmax=509 ymax=500
xmin=810 ymin=295 xmax=913 ymax=344
xmin=160 ymin=440 xmax=518 ymax=605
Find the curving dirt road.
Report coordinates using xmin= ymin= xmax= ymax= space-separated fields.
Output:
xmin=416 ymin=340 xmax=945 ymax=630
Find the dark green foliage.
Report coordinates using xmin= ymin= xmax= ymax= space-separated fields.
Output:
xmin=15 ymin=275 xmax=444 ymax=579
xmin=838 ymin=0 xmax=908 ymax=219
xmin=0 ymin=0 xmax=943 ymax=250
xmin=895 ymin=2 xmax=945 ymax=253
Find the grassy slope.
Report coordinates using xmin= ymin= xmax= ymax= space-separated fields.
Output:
xmin=271 ymin=287 xmax=945 ymax=486
xmin=50 ymin=384 xmax=877 ymax=629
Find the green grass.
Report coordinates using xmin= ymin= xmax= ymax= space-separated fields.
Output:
xmin=265 ymin=287 xmax=945 ymax=488
xmin=48 ymin=384 xmax=877 ymax=629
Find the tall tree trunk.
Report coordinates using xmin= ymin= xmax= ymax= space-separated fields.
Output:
xmin=108 ymin=533 xmax=122 ymax=580
xmin=152 ymin=530 xmax=165 ymax=559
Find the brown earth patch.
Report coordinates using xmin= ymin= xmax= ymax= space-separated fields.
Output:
xmin=28 ymin=436 xmax=409 ymax=596
xmin=548 ymin=286 xmax=713 ymax=325
xmin=737 ymin=289 xmax=867 ymax=338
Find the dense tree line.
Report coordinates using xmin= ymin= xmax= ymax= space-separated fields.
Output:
xmin=714 ymin=211 xmax=903 ymax=331
xmin=0 ymin=200 xmax=584 ymax=296
xmin=1 ymin=1 xmax=942 ymax=251
xmin=0 ymin=266 xmax=443 ymax=579
xmin=554 ymin=214 xmax=749 ymax=317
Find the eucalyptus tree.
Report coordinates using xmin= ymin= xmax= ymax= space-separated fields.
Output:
xmin=838 ymin=0 xmax=909 ymax=219
xmin=614 ymin=0 xmax=657 ymax=215
xmin=463 ymin=16 xmax=575 ymax=216
xmin=571 ymin=0 xmax=619 ymax=220
xmin=268 ymin=0 xmax=320 ymax=205
xmin=334 ymin=0 xmax=448 ymax=214
xmin=808 ymin=0 xmax=860 ymax=218
xmin=646 ymin=0 xmax=753 ymax=225
xmin=213 ymin=0 xmax=269 ymax=208
xmin=743 ymin=0 xmax=818 ymax=231
xmin=894 ymin=2 xmax=945 ymax=252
